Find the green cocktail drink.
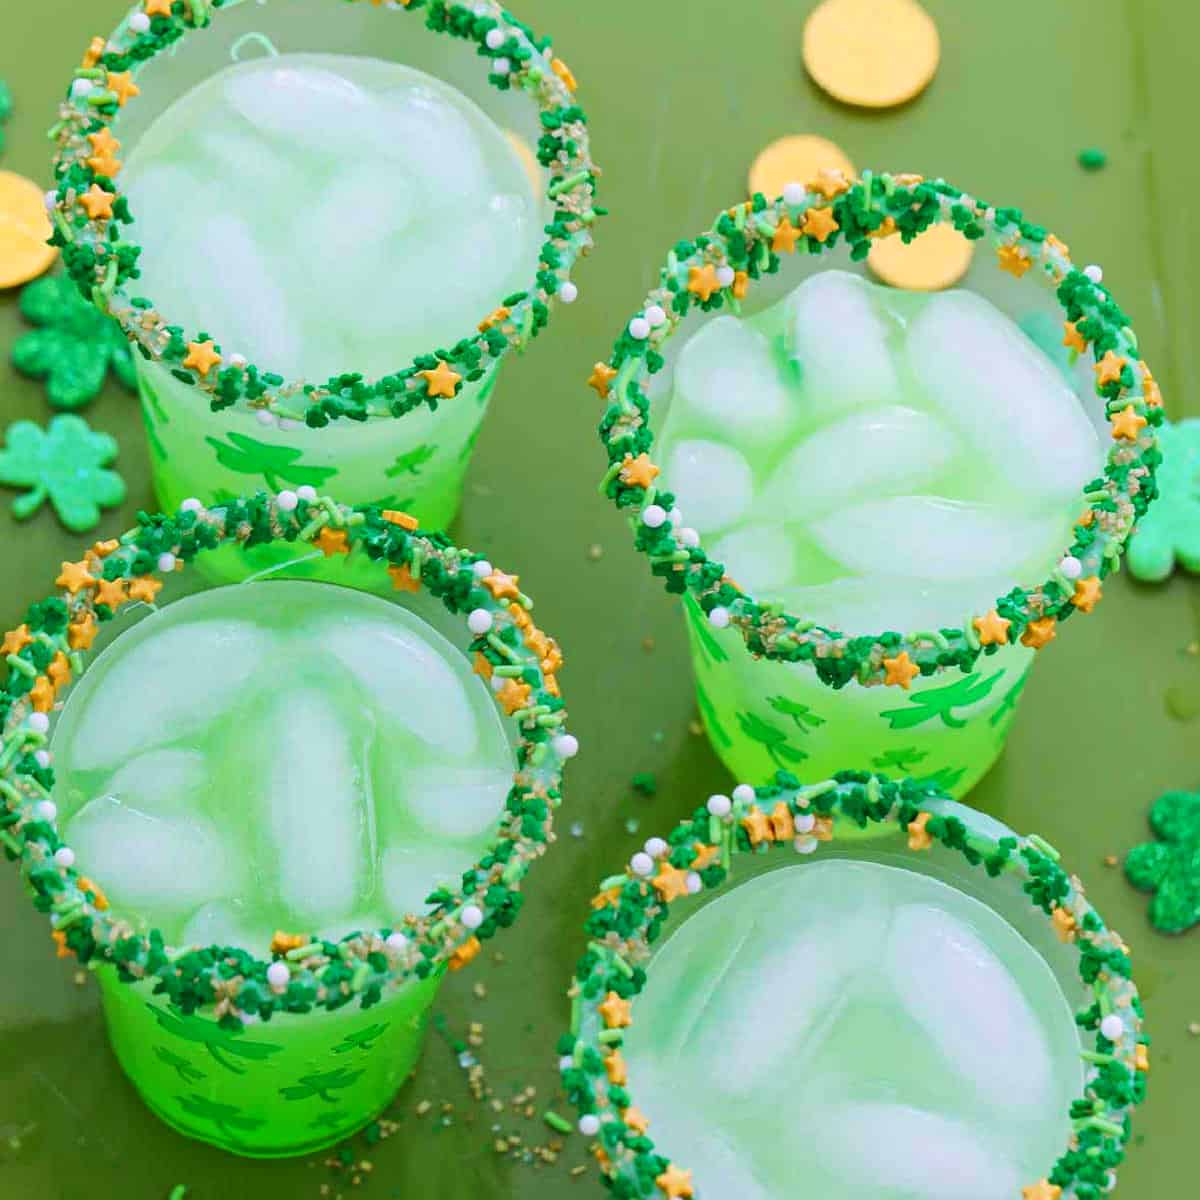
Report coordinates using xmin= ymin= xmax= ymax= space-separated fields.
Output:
xmin=0 ymin=492 xmax=574 ymax=1157
xmin=596 ymin=175 xmax=1161 ymax=797
xmin=50 ymin=0 xmax=599 ymax=582
xmin=562 ymin=774 xmax=1148 ymax=1200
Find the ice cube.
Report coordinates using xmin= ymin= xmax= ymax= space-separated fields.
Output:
xmin=403 ymin=765 xmax=510 ymax=842
xmin=380 ymin=845 xmax=477 ymax=918
xmin=785 ymin=271 xmax=902 ymax=422
xmin=814 ymin=1102 xmax=1023 ymax=1200
xmin=906 ymin=290 xmax=1105 ymax=503
xmin=103 ymin=749 xmax=208 ymax=810
xmin=673 ymin=316 xmax=795 ymax=447
xmin=662 ymin=439 xmax=755 ymax=535
xmin=377 ymin=83 xmax=490 ymax=199
xmin=760 ymin=405 xmax=962 ymax=522
xmin=64 ymin=618 xmax=276 ymax=772
xmin=65 ymin=795 xmax=239 ymax=921
xmin=708 ymin=524 xmax=797 ymax=597
xmin=264 ymin=688 xmax=370 ymax=928
xmin=808 ymin=496 xmax=1072 ymax=583
xmin=181 ymin=899 xmax=273 ymax=955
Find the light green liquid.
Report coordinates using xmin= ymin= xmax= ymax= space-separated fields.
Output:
xmin=50 ymin=581 xmax=513 ymax=1155
xmin=624 ymin=856 xmax=1082 ymax=1200
xmin=663 ymin=272 xmax=1107 ymax=794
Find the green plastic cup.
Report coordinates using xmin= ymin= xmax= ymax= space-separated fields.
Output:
xmin=1 ymin=490 xmax=574 ymax=1156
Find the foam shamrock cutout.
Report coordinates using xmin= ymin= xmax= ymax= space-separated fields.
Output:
xmin=1128 ymin=418 xmax=1200 ymax=581
xmin=11 ymin=275 xmax=136 ymax=410
xmin=0 ymin=414 xmax=125 ymax=531
xmin=1125 ymin=788 xmax=1200 ymax=933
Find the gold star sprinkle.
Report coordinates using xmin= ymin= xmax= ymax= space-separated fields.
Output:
xmin=91 ymin=538 xmax=119 ymax=558
xmin=388 ymin=564 xmax=421 ymax=593
xmin=1141 ymin=365 xmax=1163 ymax=408
xmin=183 ymin=340 xmax=222 ymax=378
xmin=907 ymin=811 xmax=933 ymax=851
xmin=883 ymin=650 xmax=920 ymax=689
xmin=68 ymin=614 xmax=98 ymax=651
xmin=997 ymin=244 xmax=1031 ymax=277
xmin=588 ymin=362 xmax=617 ymax=397
xmin=1062 ymin=320 xmax=1088 ymax=354
xmin=495 ymin=678 xmax=532 ymax=716
xmin=740 ymin=806 xmax=773 ymax=846
xmin=420 ymin=360 xmax=462 ymax=399
xmin=690 ymin=843 xmax=720 ymax=871
xmin=551 ymin=57 xmax=578 ymax=92
xmin=655 ymin=1165 xmax=694 ymax=1199
xmin=809 ymin=167 xmax=851 ymax=200
xmin=30 ymin=676 xmax=55 ymax=713
xmin=481 ymin=570 xmax=520 ymax=601
xmin=1051 ymin=906 xmax=1077 ymax=942
xmin=771 ymin=215 xmax=801 ymax=254
xmin=315 ymin=527 xmax=349 ymax=557
xmin=1022 ymin=1182 xmax=1061 ymax=1200
xmin=687 ymin=262 xmax=722 ymax=302
xmin=79 ymin=184 xmax=115 ymax=220
xmin=381 ymin=509 xmax=419 ymax=530
xmin=86 ymin=128 xmax=123 ymax=175
xmin=1071 ymin=576 xmax=1102 ymax=614
xmin=1044 ymin=234 xmax=1069 ymax=258
xmin=47 ymin=652 xmax=71 ymax=690
xmin=813 ymin=815 xmax=834 ymax=842
xmin=732 ymin=270 xmax=750 ymax=299
xmin=77 ymin=876 xmax=109 ymax=911
xmin=1 ymin=625 xmax=32 ymax=656
xmin=55 ymin=560 xmax=96 ymax=595
xmin=82 ymin=36 xmax=107 ymax=68
xmin=1094 ymin=350 xmax=1126 ymax=388
xmin=1135 ymin=1043 xmax=1149 ymax=1072
xmin=973 ymin=609 xmax=1011 ymax=646
xmin=270 ymin=931 xmax=307 ymax=955
xmin=107 ymin=71 xmax=140 ymax=107
xmin=801 ymin=205 xmax=839 ymax=244
xmin=128 ymin=575 xmax=162 ymax=604
xmin=620 ymin=454 xmax=660 ymax=490
xmin=652 ymin=864 xmax=690 ymax=903
xmin=449 ymin=936 xmax=481 ymax=971
xmin=605 ymin=1050 xmax=628 ymax=1086
xmin=598 ymin=991 xmax=632 ymax=1029
xmin=143 ymin=0 xmax=175 ymax=15
xmin=472 ymin=652 xmax=494 ymax=681
xmin=1020 ymin=617 xmax=1057 ymax=650
xmin=477 ymin=305 xmax=510 ymax=332
xmin=94 ymin=577 xmax=127 ymax=609
xmin=1110 ymin=404 xmax=1147 ymax=441
xmin=591 ymin=886 xmax=621 ymax=911
xmin=769 ymin=800 xmax=795 ymax=841
xmin=622 ymin=1107 xmax=650 ymax=1135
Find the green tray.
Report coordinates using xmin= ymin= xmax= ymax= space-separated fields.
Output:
xmin=1 ymin=1 xmax=1196 ymax=1196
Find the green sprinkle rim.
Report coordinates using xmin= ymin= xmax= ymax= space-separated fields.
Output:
xmin=595 ymin=174 xmax=1164 ymax=689
xmin=560 ymin=771 xmax=1147 ymax=1200
xmin=0 ymin=490 xmax=575 ymax=1025
xmin=49 ymin=0 xmax=601 ymax=428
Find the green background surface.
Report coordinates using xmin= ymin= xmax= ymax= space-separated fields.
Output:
xmin=1 ymin=1 xmax=1198 ymax=1196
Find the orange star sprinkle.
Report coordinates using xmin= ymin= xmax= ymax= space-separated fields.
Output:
xmin=315 ymin=527 xmax=349 ymax=557
xmin=1071 ymin=576 xmax=1103 ymax=614
xmin=690 ymin=843 xmax=720 ymax=871
xmin=30 ymin=676 xmax=55 ymax=713
xmin=86 ymin=128 xmax=123 ymax=178
xmin=813 ymin=815 xmax=834 ymax=842
xmin=1094 ymin=350 xmax=1126 ymax=388
xmin=77 ymin=876 xmax=109 ymax=911
xmin=551 ymin=57 xmax=578 ymax=92
xmin=47 ymin=653 xmax=71 ymax=691
xmin=481 ymin=570 xmax=520 ymax=601
xmin=772 ymin=215 xmax=801 ymax=254
xmin=90 ymin=538 xmax=119 ymax=558
xmin=605 ymin=1050 xmax=628 ymax=1086
xmin=52 ymin=929 xmax=71 ymax=958
xmin=1044 ymin=234 xmax=1069 ymax=258
xmin=1062 ymin=320 xmax=1088 ymax=354
xmin=82 ymin=36 xmax=107 ymax=68
xmin=1110 ymin=404 xmax=1147 ymax=441
xmin=620 ymin=453 xmax=660 ymax=490
xmin=1 ymin=625 xmax=32 ymax=656
xmin=88 ymin=129 xmax=120 ymax=159
xmin=973 ymin=609 xmax=1011 ymax=646
xmin=588 ymin=362 xmax=617 ymax=397
xmin=56 ymin=560 xmax=96 ymax=595
xmin=801 ymin=206 xmax=839 ymax=244
xmin=472 ymin=652 xmax=494 ymax=681
xmin=622 ymin=1107 xmax=650 ymax=1135
xmin=809 ymin=167 xmax=851 ymax=200
xmin=687 ymin=262 xmax=722 ymax=302
xmin=867 ymin=215 xmax=898 ymax=240
xmin=144 ymin=0 xmax=175 ymax=15
xmin=421 ymin=360 xmax=462 ymax=399
xmin=477 ymin=305 xmax=510 ymax=332
xmin=68 ymin=614 xmax=98 ymax=651
xmin=128 ymin=575 xmax=163 ymax=604
xmin=907 ymin=811 xmax=933 ymax=851
xmin=652 ymin=864 xmax=690 ymax=903
xmin=381 ymin=510 xmax=419 ymax=530
xmin=270 ymin=931 xmax=307 ymax=955
xmin=1051 ymin=906 xmax=1077 ymax=943
xmin=997 ymin=244 xmax=1031 ymax=277
xmin=598 ymin=991 xmax=632 ymax=1029
xmin=388 ymin=563 xmax=421 ymax=593
xmin=508 ymin=604 xmax=532 ymax=631
xmin=1135 ymin=1043 xmax=1149 ymax=1073
xmin=1141 ymin=365 xmax=1163 ymax=408
xmin=883 ymin=651 xmax=920 ymax=689
xmin=107 ymin=71 xmax=140 ymax=107
xmin=740 ymin=806 xmax=773 ymax=846
xmin=449 ymin=936 xmax=481 ymax=971
xmin=769 ymin=800 xmax=795 ymax=841
xmin=1022 ymin=1182 xmax=1061 ymax=1200
xmin=94 ymin=577 xmax=127 ymax=609
xmin=591 ymin=885 xmax=621 ymax=911
xmin=79 ymin=184 xmax=115 ymax=220
xmin=655 ymin=1164 xmax=694 ymax=1199
xmin=183 ymin=340 xmax=222 ymax=377
xmin=495 ymin=678 xmax=532 ymax=716
xmin=1020 ymin=617 xmax=1057 ymax=650
xmin=732 ymin=270 xmax=750 ymax=299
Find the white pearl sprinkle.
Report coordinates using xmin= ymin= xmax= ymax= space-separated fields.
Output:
xmin=685 ymin=871 xmax=702 ymax=895
xmin=630 ymin=852 xmax=654 ymax=877
xmin=54 ymin=847 xmax=75 ymax=868
xmin=795 ymin=836 xmax=818 ymax=855
xmin=266 ymin=961 xmax=290 ymax=989
xmin=386 ymin=931 xmax=409 ymax=952
xmin=644 ymin=837 xmax=668 ymax=859
xmin=731 ymin=784 xmax=756 ymax=805
xmin=279 ymin=418 xmax=301 ymax=433
xmin=716 ymin=264 xmax=736 ymax=287
xmin=473 ymin=559 xmax=494 ymax=579
xmin=44 ymin=191 xmax=57 ymax=212
xmin=578 ymin=1114 xmax=601 ymax=1137
xmin=707 ymin=794 xmax=732 ymax=817
xmin=708 ymin=606 xmax=730 ymax=629
xmin=492 ymin=56 xmax=511 ymax=75
xmin=559 ymin=281 xmax=578 ymax=303
xmin=794 ymin=813 xmax=816 ymax=834
xmin=553 ymin=733 xmax=580 ymax=759
xmin=157 ymin=552 xmax=176 ymax=573
xmin=255 ymin=409 xmax=276 ymax=427
xmin=629 ymin=316 xmax=651 ymax=341
xmin=1084 ymin=264 xmax=1104 ymax=283
xmin=27 ymin=712 xmax=50 ymax=735
xmin=644 ymin=304 xmax=667 ymax=328
xmin=296 ymin=485 xmax=318 ymax=503
xmin=782 ymin=181 xmax=806 ymax=206
xmin=667 ymin=506 xmax=683 ymax=527
xmin=558 ymin=1055 xmax=574 ymax=1071
xmin=71 ymin=79 xmax=95 ymax=100
xmin=642 ymin=504 xmax=667 ymax=528
xmin=35 ymin=800 xmax=57 ymax=822
xmin=180 ymin=497 xmax=203 ymax=513
xmin=34 ymin=750 xmax=51 ymax=769
xmin=461 ymin=904 xmax=484 ymax=930
xmin=276 ymin=490 xmax=299 ymax=513
xmin=490 ymin=674 xmax=507 ymax=693
xmin=677 ymin=526 xmax=700 ymax=548
xmin=1100 ymin=1015 xmax=1124 ymax=1042
xmin=485 ymin=28 xmax=506 ymax=48
xmin=128 ymin=12 xmax=151 ymax=33
xmin=229 ymin=352 xmax=248 ymax=368
xmin=1059 ymin=555 xmax=1083 ymax=580
xmin=467 ymin=608 xmax=494 ymax=635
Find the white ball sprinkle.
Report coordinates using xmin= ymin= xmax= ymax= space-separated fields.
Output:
xmin=467 ymin=608 xmax=494 ymax=635
xmin=708 ymin=606 xmax=731 ymax=629
xmin=644 ymin=304 xmax=667 ymax=328
xmin=716 ymin=264 xmax=736 ymax=287
xmin=461 ymin=904 xmax=484 ymax=930
xmin=559 ymin=281 xmax=579 ymax=304
xmin=1101 ymin=1015 xmax=1124 ymax=1042
xmin=1059 ymin=555 xmax=1083 ymax=580
xmin=677 ymin=526 xmax=701 ymax=548
xmin=628 ymin=316 xmax=651 ymax=341
xmin=667 ymin=506 xmax=683 ymax=527
xmin=795 ymin=836 xmax=818 ymax=855
xmin=794 ymin=813 xmax=816 ymax=834
xmin=180 ymin=497 xmax=204 ymax=513
xmin=296 ymin=485 xmax=318 ymax=503
xmin=472 ymin=559 xmax=494 ymax=579
xmin=266 ymin=961 xmax=290 ymax=989
xmin=35 ymin=800 xmax=57 ymax=822
xmin=71 ymin=79 xmax=95 ymax=100
xmin=485 ymin=28 xmax=506 ymax=48
xmin=642 ymin=504 xmax=667 ymax=528
xmin=707 ymin=794 xmax=732 ymax=817
xmin=553 ymin=733 xmax=580 ymax=759
xmin=386 ymin=931 xmax=409 ymax=952
xmin=27 ymin=712 xmax=50 ymax=735
xmin=229 ymin=352 xmax=248 ymax=368
xmin=578 ymin=1114 xmax=601 ymax=1137
xmin=128 ymin=11 xmax=151 ymax=33
xmin=490 ymin=674 xmax=507 ymax=694
xmin=558 ymin=1055 xmax=574 ymax=1071
xmin=157 ymin=552 xmax=177 ymax=573
xmin=255 ymin=409 xmax=276 ymax=428
xmin=1084 ymin=264 xmax=1104 ymax=283
xmin=685 ymin=871 xmax=703 ymax=894
xmin=492 ymin=56 xmax=511 ymax=75
xmin=44 ymin=191 xmax=57 ymax=212
xmin=731 ymin=784 xmax=756 ymax=805
xmin=54 ymin=847 xmax=75 ymax=868
xmin=630 ymin=852 xmax=654 ymax=877
xmin=276 ymin=490 xmax=299 ymax=513
xmin=782 ymin=181 xmax=806 ymax=206
xmin=34 ymin=750 xmax=51 ymax=769
xmin=643 ymin=837 xmax=668 ymax=859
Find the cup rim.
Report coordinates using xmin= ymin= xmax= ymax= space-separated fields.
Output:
xmin=48 ymin=0 xmax=600 ymax=428
xmin=592 ymin=173 xmax=1163 ymax=691
xmin=0 ymin=489 xmax=577 ymax=1021
xmin=560 ymin=770 xmax=1147 ymax=1200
